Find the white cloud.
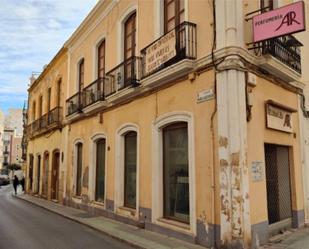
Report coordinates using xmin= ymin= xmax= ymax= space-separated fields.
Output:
xmin=0 ymin=0 xmax=98 ymax=111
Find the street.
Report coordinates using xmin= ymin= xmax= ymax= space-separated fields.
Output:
xmin=0 ymin=185 xmax=134 ymax=249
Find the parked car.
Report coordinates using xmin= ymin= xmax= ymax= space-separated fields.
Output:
xmin=0 ymin=174 xmax=10 ymax=185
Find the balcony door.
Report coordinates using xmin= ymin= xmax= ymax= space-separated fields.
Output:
xmin=123 ymin=12 xmax=136 ymax=88
xmin=164 ymin=0 xmax=185 ymax=33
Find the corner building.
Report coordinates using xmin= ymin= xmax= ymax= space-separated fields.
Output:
xmin=26 ymin=1 xmax=308 ymax=248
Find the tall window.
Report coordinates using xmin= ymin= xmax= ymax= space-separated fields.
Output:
xmin=57 ymin=79 xmax=61 ymax=107
xmin=164 ymin=0 xmax=185 ymax=33
xmin=261 ymin=0 xmax=273 ymax=12
xmin=97 ymin=41 xmax=105 ymax=79
xmin=124 ymin=131 xmax=137 ymax=209
xmin=39 ymin=96 xmax=43 ymax=117
xmin=123 ymin=12 xmax=136 ymax=87
xmin=47 ymin=88 xmax=51 ymax=112
xmin=32 ymin=101 xmax=36 ymax=121
xmin=76 ymin=143 xmax=83 ymax=196
xmin=78 ymin=59 xmax=85 ymax=92
xmin=163 ymin=122 xmax=189 ymax=223
xmin=95 ymin=139 xmax=106 ymax=202
xmin=124 ymin=13 xmax=136 ymax=60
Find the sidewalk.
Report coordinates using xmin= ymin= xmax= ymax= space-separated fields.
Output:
xmin=14 ymin=194 xmax=205 ymax=249
xmin=260 ymin=227 xmax=309 ymax=249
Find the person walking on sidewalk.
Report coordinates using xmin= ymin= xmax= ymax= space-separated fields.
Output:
xmin=13 ymin=175 xmax=19 ymax=195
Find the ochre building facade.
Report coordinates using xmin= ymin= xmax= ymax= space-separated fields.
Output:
xmin=25 ymin=1 xmax=309 ymax=248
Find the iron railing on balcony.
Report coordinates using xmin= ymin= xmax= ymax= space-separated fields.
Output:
xmin=66 ymin=92 xmax=82 ymax=116
xmin=48 ymin=106 xmax=62 ymax=125
xmin=105 ymin=56 xmax=142 ymax=94
xmin=141 ymin=21 xmax=197 ymax=78
xmin=39 ymin=113 xmax=48 ymax=130
xmin=261 ymin=35 xmax=302 ymax=74
xmin=82 ymin=78 xmax=105 ymax=108
xmin=31 ymin=119 xmax=40 ymax=133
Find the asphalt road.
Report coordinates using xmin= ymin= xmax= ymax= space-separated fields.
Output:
xmin=0 ymin=184 xmax=134 ymax=249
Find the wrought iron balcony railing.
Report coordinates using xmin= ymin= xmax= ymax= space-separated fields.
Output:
xmin=66 ymin=92 xmax=82 ymax=116
xmin=82 ymin=78 xmax=105 ymax=108
xmin=258 ymin=35 xmax=302 ymax=74
xmin=105 ymin=56 xmax=142 ymax=93
xmin=141 ymin=21 xmax=197 ymax=78
xmin=39 ymin=113 xmax=48 ymax=130
xmin=28 ymin=106 xmax=63 ymax=137
xmin=47 ymin=106 xmax=62 ymax=125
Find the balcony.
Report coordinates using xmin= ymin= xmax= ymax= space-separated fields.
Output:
xmin=261 ymin=36 xmax=302 ymax=74
xmin=82 ymin=77 xmax=105 ymax=108
xmin=66 ymin=92 xmax=82 ymax=116
xmin=66 ymin=56 xmax=142 ymax=116
xmin=28 ymin=107 xmax=63 ymax=138
xmin=141 ymin=21 xmax=197 ymax=78
xmin=105 ymin=56 xmax=142 ymax=92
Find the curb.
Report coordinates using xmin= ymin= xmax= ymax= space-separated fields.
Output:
xmin=13 ymin=194 xmax=145 ymax=249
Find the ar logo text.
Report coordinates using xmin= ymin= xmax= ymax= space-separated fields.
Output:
xmin=275 ymin=11 xmax=300 ymax=31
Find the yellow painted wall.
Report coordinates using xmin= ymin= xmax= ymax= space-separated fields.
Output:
xmin=66 ymin=70 xmax=216 ymax=224
xmin=248 ymin=76 xmax=304 ymax=225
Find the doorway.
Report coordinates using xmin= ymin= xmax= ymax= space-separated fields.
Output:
xmin=37 ymin=155 xmax=41 ymax=194
xmin=51 ymin=151 xmax=60 ymax=200
xmin=264 ymin=144 xmax=292 ymax=232
xmin=42 ymin=153 xmax=49 ymax=198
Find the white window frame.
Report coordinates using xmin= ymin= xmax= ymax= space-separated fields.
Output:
xmin=89 ymin=133 xmax=108 ymax=203
xmin=115 ymin=123 xmax=140 ymax=217
xmin=152 ymin=111 xmax=196 ymax=233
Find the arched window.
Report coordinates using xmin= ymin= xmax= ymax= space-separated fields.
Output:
xmin=76 ymin=142 xmax=83 ymax=196
xmin=95 ymin=138 xmax=106 ymax=202
xmin=124 ymin=131 xmax=137 ymax=209
xmin=163 ymin=122 xmax=189 ymax=223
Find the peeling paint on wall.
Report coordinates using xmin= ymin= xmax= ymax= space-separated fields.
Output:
xmin=219 ymin=136 xmax=229 ymax=148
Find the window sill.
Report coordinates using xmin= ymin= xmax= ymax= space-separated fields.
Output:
xmin=117 ymin=206 xmax=136 ymax=217
xmin=156 ymin=217 xmax=191 ymax=232
xmin=91 ymin=201 xmax=105 ymax=209
xmin=72 ymin=195 xmax=82 ymax=203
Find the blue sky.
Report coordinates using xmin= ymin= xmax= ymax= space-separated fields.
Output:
xmin=0 ymin=0 xmax=98 ymax=114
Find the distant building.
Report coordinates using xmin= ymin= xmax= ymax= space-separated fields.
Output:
xmin=4 ymin=108 xmax=23 ymax=136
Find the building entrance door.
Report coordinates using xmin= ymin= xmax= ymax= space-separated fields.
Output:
xmin=37 ymin=155 xmax=41 ymax=194
xmin=42 ymin=153 xmax=49 ymax=198
xmin=265 ymin=144 xmax=292 ymax=231
xmin=51 ymin=151 xmax=60 ymax=200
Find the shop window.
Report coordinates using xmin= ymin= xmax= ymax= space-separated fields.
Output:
xmin=76 ymin=142 xmax=83 ymax=196
xmin=164 ymin=0 xmax=185 ymax=33
xmin=95 ymin=138 xmax=106 ymax=202
xmin=163 ymin=122 xmax=189 ymax=223
xmin=124 ymin=131 xmax=137 ymax=209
